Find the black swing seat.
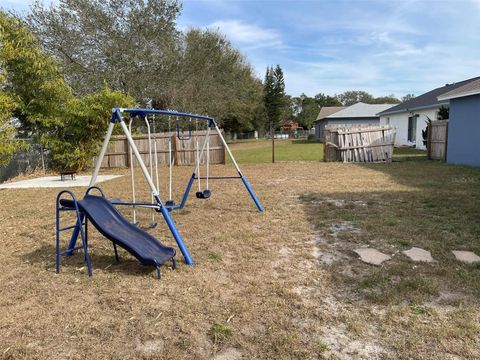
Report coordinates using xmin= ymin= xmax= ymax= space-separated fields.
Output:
xmin=196 ymin=190 xmax=211 ymax=199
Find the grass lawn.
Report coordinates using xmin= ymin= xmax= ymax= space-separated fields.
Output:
xmin=229 ymin=139 xmax=324 ymax=163
xmin=228 ymin=139 xmax=427 ymax=164
xmin=1 ymin=142 xmax=479 ymax=359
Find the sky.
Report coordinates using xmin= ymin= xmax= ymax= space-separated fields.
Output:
xmin=3 ymin=0 xmax=480 ymax=98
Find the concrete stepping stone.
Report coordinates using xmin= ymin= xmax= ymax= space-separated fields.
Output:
xmin=354 ymin=248 xmax=391 ymax=266
xmin=403 ymin=247 xmax=435 ymax=262
xmin=452 ymin=251 xmax=480 ymax=264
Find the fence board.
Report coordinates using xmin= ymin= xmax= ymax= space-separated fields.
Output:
xmin=427 ymin=120 xmax=448 ymax=161
xmin=99 ymin=129 xmax=225 ymax=168
xmin=324 ymin=125 xmax=396 ymax=163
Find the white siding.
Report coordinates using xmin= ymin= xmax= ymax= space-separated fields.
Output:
xmin=379 ymin=107 xmax=440 ymax=150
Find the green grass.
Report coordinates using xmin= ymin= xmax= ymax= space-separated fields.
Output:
xmin=229 ymin=139 xmax=323 ymax=164
xmin=209 ymin=323 xmax=233 ymax=344
xmin=229 ymin=139 xmax=427 ymax=164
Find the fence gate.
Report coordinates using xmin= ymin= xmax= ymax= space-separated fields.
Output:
xmin=427 ymin=120 xmax=448 ymax=161
xmin=324 ymin=125 xmax=396 ymax=163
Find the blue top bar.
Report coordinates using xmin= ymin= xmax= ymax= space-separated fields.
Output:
xmin=113 ymin=108 xmax=215 ymax=122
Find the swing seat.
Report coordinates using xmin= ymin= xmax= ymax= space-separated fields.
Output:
xmin=196 ymin=190 xmax=211 ymax=199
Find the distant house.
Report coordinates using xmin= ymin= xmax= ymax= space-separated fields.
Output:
xmin=281 ymin=119 xmax=301 ymax=132
xmin=314 ymin=103 xmax=395 ymax=141
xmin=437 ymin=78 xmax=480 ymax=167
xmin=378 ymin=76 xmax=480 ymax=149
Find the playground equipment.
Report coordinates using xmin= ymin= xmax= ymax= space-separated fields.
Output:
xmin=56 ymin=186 xmax=176 ymax=279
xmin=59 ymin=108 xmax=264 ymax=276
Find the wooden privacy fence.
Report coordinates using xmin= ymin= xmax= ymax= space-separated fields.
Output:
xmin=427 ymin=120 xmax=448 ymax=161
xmin=324 ymin=125 xmax=396 ymax=163
xmin=99 ymin=129 xmax=225 ymax=168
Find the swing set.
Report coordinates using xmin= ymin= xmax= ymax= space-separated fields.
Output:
xmin=60 ymin=108 xmax=263 ymax=271
xmin=126 ymin=111 xmax=220 ymax=228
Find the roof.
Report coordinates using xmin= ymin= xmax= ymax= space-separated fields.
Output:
xmin=438 ymin=78 xmax=480 ymax=101
xmin=315 ymin=106 xmax=346 ymax=121
xmin=325 ymin=102 xmax=396 ymax=119
xmin=378 ymin=76 xmax=480 ymax=116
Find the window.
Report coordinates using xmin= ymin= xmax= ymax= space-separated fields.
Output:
xmin=408 ymin=115 xmax=418 ymax=142
xmin=385 ymin=117 xmax=390 ymax=125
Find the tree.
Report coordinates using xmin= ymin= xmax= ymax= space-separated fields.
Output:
xmin=293 ymin=95 xmax=319 ymax=129
xmin=402 ymin=94 xmax=416 ymax=102
xmin=437 ymin=106 xmax=449 ymax=120
xmin=314 ymin=93 xmax=342 ymax=107
xmin=371 ymin=94 xmax=400 ymax=104
xmin=28 ymin=2 xmax=264 ymax=133
xmin=264 ymin=65 xmax=286 ymax=163
xmin=28 ymin=0 xmax=182 ymax=103
xmin=336 ymin=90 xmax=374 ymax=106
xmin=173 ymin=29 xmax=263 ymax=133
xmin=44 ymin=86 xmax=134 ymax=170
xmin=1 ymin=11 xmax=133 ymax=171
xmin=0 ymin=92 xmax=26 ymax=166
xmin=1 ymin=10 xmax=72 ymax=136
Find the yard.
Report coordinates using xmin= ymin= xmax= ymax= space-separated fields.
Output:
xmin=1 ymin=144 xmax=479 ymax=359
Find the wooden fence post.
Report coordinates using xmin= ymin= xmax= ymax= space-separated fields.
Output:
xmin=172 ymin=134 xmax=179 ymax=166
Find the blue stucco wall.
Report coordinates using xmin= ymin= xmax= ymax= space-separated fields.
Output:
xmin=447 ymin=94 xmax=480 ymax=167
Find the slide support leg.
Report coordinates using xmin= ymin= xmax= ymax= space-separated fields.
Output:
xmin=65 ymin=213 xmax=84 ymax=256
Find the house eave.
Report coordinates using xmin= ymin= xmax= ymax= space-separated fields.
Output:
xmin=378 ymin=102 xmax=450 ymax=116
xmin=438 ymin=89 xmax=480 ymax=101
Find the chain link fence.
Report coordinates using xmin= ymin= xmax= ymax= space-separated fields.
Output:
xmin=0 ymin=141 xmax=49 ymax=183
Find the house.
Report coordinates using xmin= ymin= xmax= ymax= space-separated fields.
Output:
xmin=314 ymin=106 xmax=345 ymax=140
xmin=437 ymin=78 xmax=480 ymax=167
xmin=281 ymin=119 xmax=301 ymax=132
xmin=378 ymin=76 xmax=480 ymax=149
xmin=314 ymin=103 xmax=395 ymax=141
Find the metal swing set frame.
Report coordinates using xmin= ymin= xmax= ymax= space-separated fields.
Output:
xmin=67 ymin=108 xmax=264 ymax=267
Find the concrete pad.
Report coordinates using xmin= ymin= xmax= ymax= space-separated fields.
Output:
xmin=403 ymin=247 xmax=435 ymax=262
xmin=0 ymin=175 xmax=122 ymax=189
xmin=452 ymin=251 xmax=480 ymax=264
xmin=354 ymin=248 xmax=391 ymax=266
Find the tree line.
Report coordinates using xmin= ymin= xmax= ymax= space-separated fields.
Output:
xmin=285 ymin=91 xmax=415 ymax=130
xmin=1 ymin=0 xmax=415 ymax=170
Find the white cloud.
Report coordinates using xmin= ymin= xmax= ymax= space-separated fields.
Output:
xmin=208 ymin=20 xmax=282 ymax=49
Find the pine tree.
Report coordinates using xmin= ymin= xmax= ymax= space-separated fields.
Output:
xmin=263 ymin=65 xmax=286 ymax=163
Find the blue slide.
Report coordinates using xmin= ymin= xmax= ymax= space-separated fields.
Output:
xmin=59 ymin=194 xmax=176 ymax=277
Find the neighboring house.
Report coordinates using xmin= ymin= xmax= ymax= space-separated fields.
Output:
xmin=378 ymin=76 xmax=480 ymax=149
xmin=314 ymin=106 xmax=345 ymax=140
xmin=437 ymin=78 xmax=480 ymax=167
xmin=281 ymin=119 xmax=301 ymax=132
xmin=314 ymin=103 xmax=395 ymax=141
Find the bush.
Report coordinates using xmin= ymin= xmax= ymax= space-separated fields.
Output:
xmin=307 ymin=133 xmax=315 ymax=141
xmin=42 ymin=86 xmax=134 ymax=171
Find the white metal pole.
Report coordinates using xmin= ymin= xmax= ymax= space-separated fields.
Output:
xmin=168 ymin=137 xmax=173 ymax=201
xmin=144 ymin=117 xmax=155 ymax=225
xmin=90 ymin=122 xmax=115 ymax=186
xmin=196 ymin=137 xmax=201 ymax=191
xmin=206 ymin=130 xmax=210 ymax=190
xmin=153 ymin=136 xmax=160 ymax=193
xmin=193 ymin=125 xmax=211 ymax=175
xmin=119 ymin=121 xmax=161 ymax=200
xmin=214 ymin=122 xmax=242 ymax=174
xmin=128 ymin=118 xmax=137 ymax=224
